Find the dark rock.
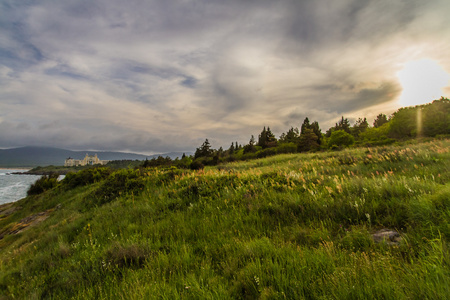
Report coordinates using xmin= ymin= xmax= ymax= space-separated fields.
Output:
xmin=372 ymin=229 xmax=402 ymax=245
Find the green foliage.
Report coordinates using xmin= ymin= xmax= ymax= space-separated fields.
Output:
xmin=106 ymin=160 xmax=142 ymax=169
xmin=276 ymin=143 xmax=297 ymax=154
xmin=359 ymin=122 xmax=394 ymax=146
xmin=195 ymin=139 xmax=213 ymax=159
xmin=422 ymin=97 xmax=450 ymax=136
xmin=351 ymin=117 xmax=369 ymax=137
xmin=328 ymin=130 xmax=355 ymax=149
xmin=301 ymin=118 xmax=322 ymax=145
xmin=84 ymin=169 xmax=146 ymax=207
xmin=27 ymin=173 xmax=59 ymax=196
xmin=189 ymin=160 xmax=204 ymax=170
xmin=388 ymin=98 xmax=450 ymax=139
xmin=327 ymin=116 xmax=351 ymax=137
xmin=3 ymin=138 xmax=449 ymax=299
xmin=62 ymin=167 xmax=112 ymax=189
xmin=373 ymin=113 xmax=389 ymax=128
xmin=243 ymin=135 xmax=257 ymax=154
xmin=298 ymin=128 xmax=320 ymax=152
xmin=388 ymin=106 xmax=418 ymax=138
xmin=186 ymin=99 xmax=446 ymax=169
xmin=279 ymin=127 xmax=299 ymax=144
xmin=258 ymin=127 xmax=277 ymax=149
xmin=142 ymin=156 xmax=172 ymax=168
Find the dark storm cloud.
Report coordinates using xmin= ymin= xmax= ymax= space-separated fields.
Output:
xmin=1 ymin=0 xmax=449 ymax=153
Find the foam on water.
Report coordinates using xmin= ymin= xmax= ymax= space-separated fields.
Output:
xmin=0 ymin=169 xmax=42 ymax=204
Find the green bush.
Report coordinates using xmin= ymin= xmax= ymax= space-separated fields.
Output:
xmin=85 ymin=169 xmax=146 ymax=207
xmin=189 ymin=160 xmax=205 ymax=170
xmin=62 ymin=167 xmax=112 ymax=189
xmin=328 ymin=130 xmax=355 ymax=149
xmin=27 ymin=173 xmax=59 ymax=196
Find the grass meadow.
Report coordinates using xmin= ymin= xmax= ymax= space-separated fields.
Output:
xmin=0 ymin=138 xmax=449 ymax=299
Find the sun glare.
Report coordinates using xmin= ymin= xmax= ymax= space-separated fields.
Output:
xmin=397 ymin=59 xmax=450 ymax=107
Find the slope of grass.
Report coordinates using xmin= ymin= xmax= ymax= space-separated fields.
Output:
xmin=0 ymin=139 xmax=449 ymax=299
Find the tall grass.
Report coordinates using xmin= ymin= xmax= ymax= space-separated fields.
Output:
xmin=0 ymin=139 xmax=449 ymax=299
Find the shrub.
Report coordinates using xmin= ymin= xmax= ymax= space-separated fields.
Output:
xmin=85 ymin=169 xmax=146 ymax=207
xmin=105 ymin=243 xmax=149 ymax=268
xmin=256 ymin=147 xmax=277 ymax=158
xmin=328 ymin=130 xmax=355 ymax=149
xmin=277 ymin=142 xmax=298 ymax=154
xmin=27 ymin=173 xmax=59 ymax=196
xmin=62 ymin=167 xmax=111 ymax=189
xmin=189 ymin=160 xmax=205 ymax=170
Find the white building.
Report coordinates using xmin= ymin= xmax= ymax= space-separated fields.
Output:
xmin=64 ymin=153 xmax=109 ymax=167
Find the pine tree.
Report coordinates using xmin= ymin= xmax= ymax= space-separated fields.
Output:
xmin=301 ymin=117 xmax=310 ymax=135
xmin=373 ymin=114 xmax=388 ymax=128
xmin=258 ymin=126 xmax=277 ymax=148
xmin=194 ymin=139 xmax=213 ymax=159
xmin=258 ymin=127 xmax=267 ymax=147
xmin=265 ymin=127 xmax=277 ymax=148
xmin=244 ymin=135 xmax=257 ymax=154
xmin=310 ymin=121 xmax=322 ymax=145
xmin=299 ymin=118 xmax=322 ymax=145
xmin=327 ymin=116 xmax=351 ymax=137
xmin=228 ymin=142 xmax=235 ymax=155
xmin=279 ymin=127 xmax=300 ymax=144
xmin=337 ymin=116 xmax=351 ymax=133
xmin=298 ymin=128 xmax=319 ymax=152
xmin=352 ymin=117 xmax=369 ymax=137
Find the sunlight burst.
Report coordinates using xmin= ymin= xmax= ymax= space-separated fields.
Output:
xmin=397 ymin=59 xmax=450 ymax=107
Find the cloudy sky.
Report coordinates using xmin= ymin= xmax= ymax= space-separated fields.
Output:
xmin=1 ymin=0 xmax=450 ymax=154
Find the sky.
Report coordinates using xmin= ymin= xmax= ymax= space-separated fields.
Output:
xmin=1 ymin=0 xmax=450 ymax=154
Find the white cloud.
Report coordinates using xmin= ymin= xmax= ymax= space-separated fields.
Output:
xmin=1 ymin=0 xmax=449 ymax=152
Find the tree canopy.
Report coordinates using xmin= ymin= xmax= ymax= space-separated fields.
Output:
xmin=179 ymin=97 xmax=449 ymax=169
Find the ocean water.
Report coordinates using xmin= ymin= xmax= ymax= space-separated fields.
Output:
xmin=0 ymin=169 xmax=42 ymax=205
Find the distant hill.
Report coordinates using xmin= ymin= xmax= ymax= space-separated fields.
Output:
xmin=0 ymin=146 xmax=191 ymax=167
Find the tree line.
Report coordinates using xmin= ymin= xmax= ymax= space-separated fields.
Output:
xmin=143 ymin=97 xmax=449 ymax=169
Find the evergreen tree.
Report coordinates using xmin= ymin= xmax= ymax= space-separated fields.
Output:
xmin=373 ymin=114 xmax=389 ymax=128
xmin=228 ymin=142 xmax=235 ymax=155
xmin=217 ymin=147 xmax=224 ymax=157
xmin=243 ymin=135 xmax=257 ymax=154
xmin=299 ymin=118 xmax=322 ymax=145
xmin=351 ymin=117 xmax=369 ymax=137
xmin=310 ymin=121 xmax=322 ymax=145
xmin=326 ymin=116 xmax=351 ymax=137
xmin=258 ymin=127 xmax=267 ymax=147
xmin=258 ymin=126 xmax=277 ymax=148
xmin=265 ymin=127 xmax=277 ymax=148
xmin=249 ymin=135 xmax=255 ymax=146
xmin=298 ymin=128 xmax=319 ymax=152
xmin=194 ymin=139 xmax=213 ymax=159
xmin=300 ymin=117 xmax=310 ymax=135
xmin=279 ymin=127 xmax=300 ymax=144
xmin=336 ymin=116 xmax=351 ymax=133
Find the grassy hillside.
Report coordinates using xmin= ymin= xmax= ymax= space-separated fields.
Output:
xmin=0 ymin=139 xmax=449 ymax=299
